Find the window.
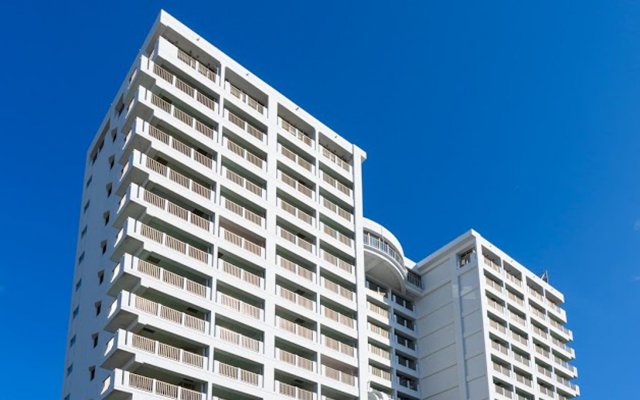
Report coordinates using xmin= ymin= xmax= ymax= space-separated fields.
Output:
xmin=103 ymin=212 xmax=110 ymax=226
xmin=100 ymin=240 xmax=107 ymax=255
xmin=91 ymin=152 xmax=98 ymax=165
xmin=111 ymin=129 xmax=117 ymax=142
xmin=98 ymin=270 xmax=105 ymax=285
xmin=72 ymin=306 xmax=79 ymax=319
xmin=108 ymin=155 xmax=115 ymax=170
xmin=86 ymin=175 xmax=92 ymax=187
xmin=64 ymin=395 xmax=70 ymax=400
xmin=83 ymin=200 xmax=90 ymax=213
xmin=75 ymin=279 xmax=82 ymax=291
xmin=80 ymin=225 xmax=88 ymax=238
xmin=94 ymin=301 xmax=102 ymax=316
xmin=66 ymin=364 xmax=73 ymax=376
xmin=78 ymin=252 xmax=85 ymax=264
xmin=92 ymin=333 xmax=99 ymax=348
xmin=89 ymin=366 xmax=96 ymax=381
xmin=69 ymin=335 xmax=76 ymax=347
xmin=458 ymin=248 xmax=475 ymax=268
xmin=105 ymin=183 xmax=112 ymax=198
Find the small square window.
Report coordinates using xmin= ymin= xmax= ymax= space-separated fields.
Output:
xmin=86 ymin=176 xmax=92 ymax=187
xmin=80 ymin=225 xmax=88 ymax=238
xmin=69 ymin=335 xmax=76 ymax=347
xmin=89 ymin=366 xmax=96 ymax=381
xmin=103 ymin=212 xmax=110 ymax=226
xmin=100 ymin=240 xmax=107 ymax=255
xmin=94 ymin=301 xmax=102 ymax=316
xmin=64 ymin=395 xmax=70 ymax=400
xmin=105 ymin=183 xmax=113 ymax=198
xmin=98 ymin=270 xmax=105 ymax=285
xmin=83 ymin=200 xmax=90 ymax=213
xmin=92 ymin=333 xmax=99 ymax=348
xmin=66 ymin=364 xmax=73 ymax=376
xmin=72 ymin=306 xmax=79 ymax=318
xmin=75 ymin=279 xmax=82 ymax=291
xmin=91 ymin=152 xmax=98 ymax=165
xmin=78 ymin=252 xmax=85 ymax=264
xmin=108 ymin=155 xmax=115 ymax=170
xmin=111 ymin=129 xmax=117 ymax=142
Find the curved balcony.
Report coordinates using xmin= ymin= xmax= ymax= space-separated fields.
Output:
xmin=363 ymin=218 xmax=407 ymax=292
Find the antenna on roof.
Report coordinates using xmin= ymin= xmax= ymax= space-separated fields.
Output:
xmin=541 ymin=269 xmax=549 ymax=283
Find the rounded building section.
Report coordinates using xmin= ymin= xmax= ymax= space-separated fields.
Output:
xmin=363 ymin=217 xmax=407 ymax=292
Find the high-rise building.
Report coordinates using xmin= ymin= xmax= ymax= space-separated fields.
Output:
xmin=62 ymin=10 xmax=579 ymax=400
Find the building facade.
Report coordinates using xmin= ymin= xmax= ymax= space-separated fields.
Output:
xmin=62 ymin=10 xmax=578 ymax=400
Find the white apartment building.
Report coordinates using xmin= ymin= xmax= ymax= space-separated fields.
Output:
xmin=62 ymin=10 xmax=579 ymax=400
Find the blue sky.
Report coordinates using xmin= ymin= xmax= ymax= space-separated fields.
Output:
xmin=0 ymin=1 xmax=638 ymax=398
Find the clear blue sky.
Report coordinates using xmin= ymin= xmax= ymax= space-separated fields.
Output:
xmin=0 ymin=1 xmax=637 ymax=398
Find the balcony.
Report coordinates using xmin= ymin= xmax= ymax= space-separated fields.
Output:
xmin=368 ymin=343 xmax=390 ymax=360
xmin=218 ymin=259 xmax=263 ymax=288
xmin=320 ymin=277 xmax=354 ymax=302
xmin=225 ymin=108 xmax=266 ymax=143
xmin=214 ymin=360 xmax=262 ymax=387
xmin=369 ymin=365 xmax=392 ymax=385
xmin=277 ymin=285 xmax=315 ymax=311
xmin=321 ymin=249 xmax=354 ymax=275
xmin=220 ymin=226 xmax=265 ymax=258
xmin=322 ymin=335 xmax=356 ymax=357
xmin=320 ymin=170 xmax=352 ymax=199
xmin=105 ymin=329 xmax=206 ymax=370
xmin=321 ymin=305 xmax=355 ymax=329
xmin=321 ymin=196 xmax=352 ymax=223
xmin=145 ymin=123 xmax=214 ymax=170
xmin=223 ymin=136 xmax=265 ymax=170
xmin=279 ymin=170 xmax=314 ymax=199
xmin=101 ymin=369 xmax=205 ymax=400
xmin=221 ymin=196 xmax=265 ymax=228
xmin=276 ymin=348 xmax=315 ymax=372
xmin=279 ymin=226 xmax=315 ymax=253
xmin=176 ymin=47 xmax=218 ymax=83
xmin=368 ymin=322 xmax=390 ymax=340
xmin=320 ymin=145 xmax=351 ymax=173
xmin=485 ymin=277 xmax=503 ymax=294
xmin=226 ymin=80 xmax=266 ymax=115
xmin=222 ymin=167 xmax=264 ymax=198
xmin=150 ymin=61 xmax=218 ymax=113
xmin=368 ymin=302 xmax=389 ymax=319
xmin=322 ymin=365 xmax=357 ymax=387
xmin=277 ymin=255 xmax=316 ymax=282
xmin=279 ymin=117 xmax=313 ymax=147
xmin=134 ymin=186 xmax=212 ymax=233
xmin=111 ymin=255 xmax=208 ymax=299
xmin=149 ymin=91 xmax=216 ymax=140
xmin=492 ymin=361 xmax=511 ymax=377
xmin=280 ymin=144 xmax=314 ymax=172
xmin=279 ymin=198 xmax=314 ymax=225
xmin=321 ymin=222 xmax=353 ymax=249
xmin=214 ymin=325 xmax=262 ymax=353
xmin=483 ymin=256 xmax=502 ymax=273
xmin=494 ymin=385 xmax=513 ymax=399
xmin=276 ymin=381 xmax=316 ymax=400
xmin=276 ymin=316 xmax=315 ymax=341
xmin=216 ymin=291 xmax=263 ymax=320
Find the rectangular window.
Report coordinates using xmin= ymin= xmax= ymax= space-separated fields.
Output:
xmin=94 ymin=301 xmax=102 ymax=316
xmin=72 ymin=306 xmax=79 ymax=318
xmin=75 ymin=279 xmax=82 ymax=291
xmin=89 ymin=366 xmax=96 ymax=381
xmin=69 ymin=335 xmax=76 ymax=347
xmin=83 ymin=200 xmax=90 ymax=213
xmin=66 ymin=364 xmax=73 ymax=376
xmin=86 ymin=176 xmax=92 ymax=187
xmin=78 ymin=252 xmax=85 ymax=264
xmin=98 ymin=270 xmax=105 ymax=285
xmin=92 ymin=333 xmax=99 ymax=348
xmin=80 ymin=225 xmax=88 ymax=238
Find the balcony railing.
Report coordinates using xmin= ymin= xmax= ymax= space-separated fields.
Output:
xmin=149 ymin=92 xmax=215 ymax=140
xmin=322 ymin=335 xmax=355 ymax=357
xmin=494 ymin=385 xmax=513 ymax=399
xmin=279 ymin=170 xmax=314 ymax=198
xmin=115 ymin=370 xmax=204 ymax=400
xmin=218 ymin=259 xmax=263 ymax=287
xmin=141 ymin=188 xmax=211 ymax=232
xmin=363 ymin=231 xmax=404 ymax=266
xmin=225 ymin=108 xmax=265 ymax=142
xmin=483 ymin=256 xmax=501 ymax=273
xmin=132 ymin=294 xmax=206 ymax=333
xmin=176 ymin=48 xmax=218 ymax=83
xmin=220 ymin=227 xmax=264 ymax=257
xmin=369 ymin=366 xmax=391 ymax=382
xmin=277 ymin=285 xmax=315 ymax=310
xmin=320 ymin=170 xmax=352 ymax=197
xmin=368 ymin=302 xmax=389 ymax=318
xmin=133 ymin=258 xmax=207 ymax=298
xmin=368 ymin=322 xmax=389 ymax=339
xmin=152 ymin=63 xmax=218 ymax=113
xmin=216 ymin=292 xmax=262 ymax=320
xmin=321 ymin=223 xmax=353 ymax=247
xmin=221 ymin=196 xmax=264 ymax=227
xmin=223 ymin=167 xmax=264 ymax=197
xmin=147 ymin=125 xmax=213 ymax=169
xmin=279 ymin=117 xmax=313 ymax=147
xmin=227 ymin=81 xmax=266 ymax=114
xmin=492 ymin=361 xmax=511 ymax=377
xmin=321 ymin=196 xmax=352 ymax=222
xmin=136 ymin=222 xmax=210 ymax=264
xmin=276 ymin=316 xmax=315 ymax=341
xmin=214 ymin=325 xmax=262 ymax=353
xmin=320 ymin=145 xmax=351 ymax=172
xmin=223 ymin=137 xmax=264 ymax=169
xmin=321 ymin=277 xmax=354 ymax=301
xmin=279 ymin=198 xmax=314 ymax=225
xmin=276 ymin=348 xmax=315 ymax=371
xmin=368 ymin=343 xmax=390 ymax=360
xmin=280 ymin=144 xmax=314 ymax=171
xmin=322 ymin=365 xmax=356 ymax=386
xmin=125 ymin=331 xmax=205 ymax=368
xmin=322 ymin=305 xmax=355 ymax=328
xmin=320 ymin=249 xmax=354 ymax=274
xmin=276 ymin=381 xmax=315 ymax=400
xmin=485 ymin=277 xmax=503 ymax=292
xmin=144 ymin=157 xmax=212 ymax=200
xmin=491 ymin=340 xmax=509 ymax=356
xmin=214 ymin=361 xmax=261 ymax=386
xmin=278 ymin=226 xmax=314 ymax=252
xmin=277 ymin=255 xmax=315 ymax=282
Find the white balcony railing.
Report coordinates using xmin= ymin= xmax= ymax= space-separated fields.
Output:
xmin=322 ymin=305 xmax=355 ymax=329
xmin=368 ymin=343 xmax=390 ymax=360
xmin=123 ymin=331 xmax=205 ymax=368
xmin=129 ymin=293 xmax=207 ymax=333
xmin=321 ymin=277 xmax=354 ymax=301
xmin=322 ymin=365 xmax=357 ymax=386
xmin=277 ymin=255 xmax=315 ymax=282
xmin=278 ymin=226 xmax=314 ymax=253
xmin=320 ymin=249 xmax=354 ymax=274
xmin=147 ymin=125 xmax=214 ymax=169
xmin=279 ymin=117 xmax=313 ymax=147
xmin=320 ymin=170 xmax=352 ymax=197
xmin=225 ymin=108 xmax=265 ymax=142
xmin=322 ymin=335 xmax=356 ymax=357
xmin=218 ymin=259 xmax=263 ymax=287
xmin=149 ymin=92 xmax=215 ymax=140
xmin=140 ymin=188 xmax=211 ymax=232
xmin=134 ymin=221 xmax=210 ymax=264
xmin=320 ymin=145 xmax=351 ymax=172
xmin=227 ymin=81 xmax=266 ymax=114
xmin=321 ymin=222 xmax=353 ymax=247
xmin=152 ymin=62 xmax=218 ymax=113
xmin=214 ymin=325 xmax=262 ymax=353
xmin=276 ymin=381 xmax=315 ymax=400
xmin=276 ymin=316 xmax=315 ymax=341
xmin=113 ymin=370 xmax=204 ymax=400
xmin=321 ymin=196 xmax=352 ymax=222
xmin=132 ymin=258 xmax=207 ymax=298
xmin=369 ymin=365 xmax=391 ymax=382
xmin=220 ymin=227 xmax=265 ymax=258
xmin=277 ymin=285 xmax=315 ymax=310
xmin=276 ymin=348 xmax=315 ymax=371
xmin=278 ymin=198 xmax=314 ymax=225
xmin=176 ymin=48 xmax=218 ymax=83
xmin=144 ymin=156 xmax=212 ymax=200
xmin=221 ymin=196 xmax=264 ymax=227
xmin=223 ymin=137 xmax=264 ymax=169
xmin=223 ymin=167 xmax=264 ymax=198
xmin=214 ymin=361 xmax=261 ymax=386
xmin=279 ymin=170 xmax=314 ymax=199
xmin=368 ymin=302 xmax=389 ymax=319
xmin=280 ymin=144 xmax=314 ymax=172
xmin=216 ymin=292 xmax=262 ymax=320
